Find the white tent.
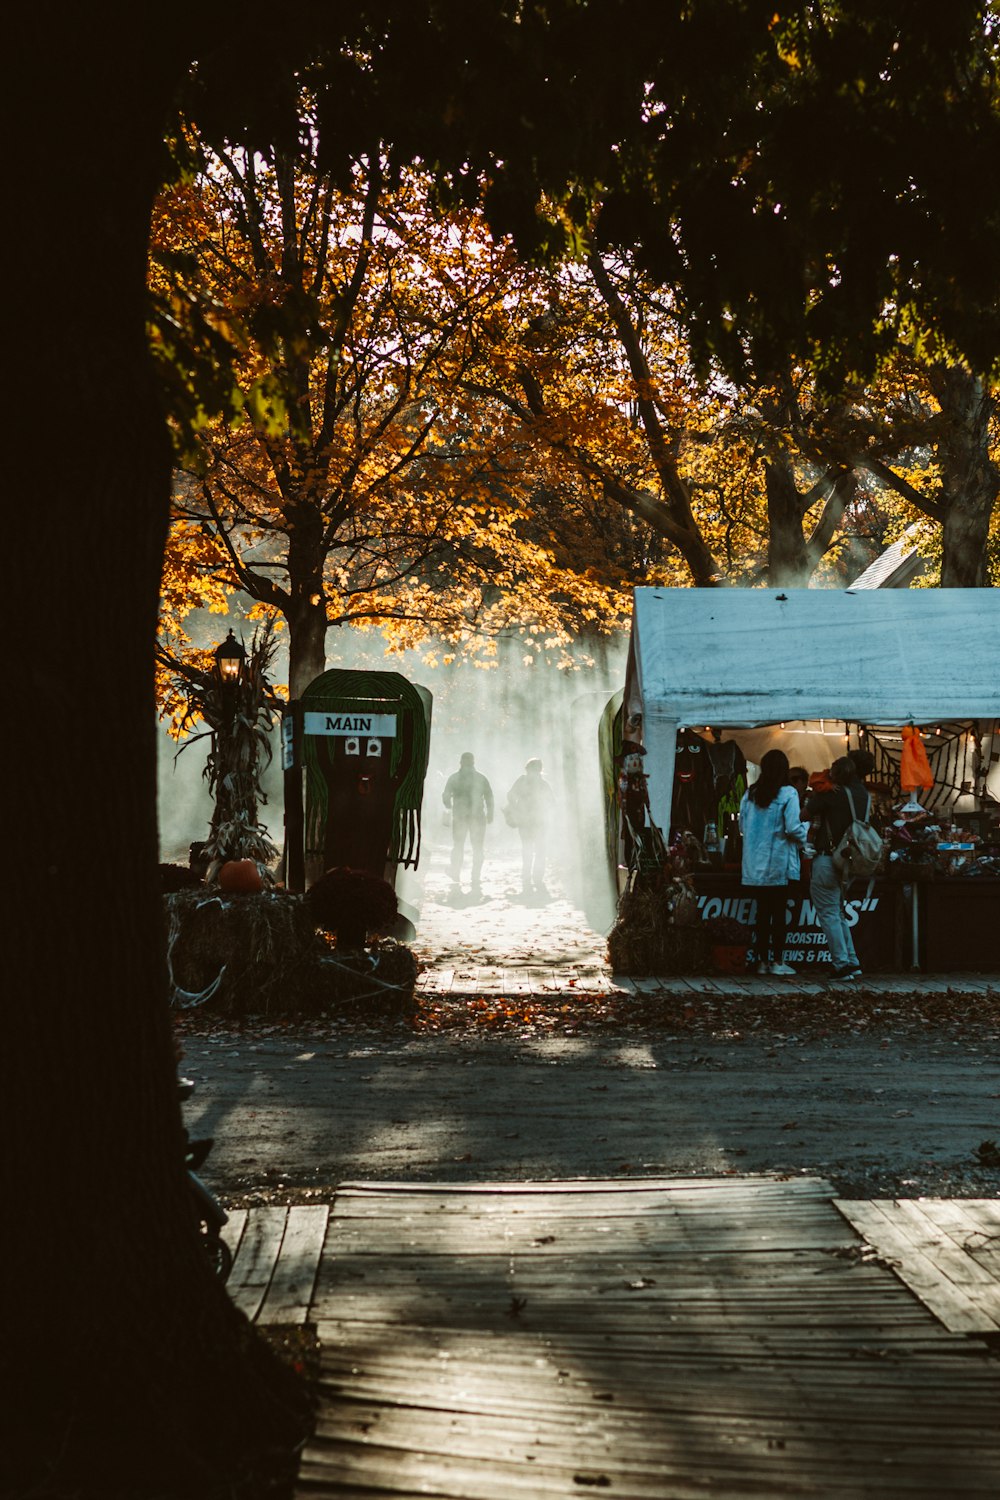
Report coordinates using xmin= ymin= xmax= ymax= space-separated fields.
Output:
xmin=624 ymin=588 xmax=1000 ymax=836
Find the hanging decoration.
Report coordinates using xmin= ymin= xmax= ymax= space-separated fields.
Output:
xmin=900 ymin=725 xmax=934 ymax=791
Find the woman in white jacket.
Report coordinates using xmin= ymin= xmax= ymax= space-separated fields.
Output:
xmin=738 ymin=748 xmax=809 ymax=976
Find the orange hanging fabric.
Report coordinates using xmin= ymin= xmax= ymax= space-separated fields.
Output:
xmin=900 ymin=725 xmax=934 ymax=790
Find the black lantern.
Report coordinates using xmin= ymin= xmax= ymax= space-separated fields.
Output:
xmin=214 ymin=629 xmax=246 ymax=684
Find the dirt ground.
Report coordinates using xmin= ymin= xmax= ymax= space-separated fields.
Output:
xmin=177 ymin=845 xmax=1000 ymax=1207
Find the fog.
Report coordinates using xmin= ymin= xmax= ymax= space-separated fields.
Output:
xmin=157 ymin=624 xmax=628 ymax=929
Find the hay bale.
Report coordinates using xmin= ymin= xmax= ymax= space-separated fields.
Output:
xmin=166 ymin=889 xmax=318 ymax=1015
xmin=165 ymin=889 xmax=418 ymax=1016
xmin=303 ymin=939 xmax=420 ymax=1013
xmin=607 ymin=882 xmax=710 ymax=976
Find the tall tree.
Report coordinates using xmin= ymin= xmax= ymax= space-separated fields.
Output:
xmin=462 ymin=251 xmax=876 ymax=587
xmin=152 ymin=127 xmax=627 ymax=695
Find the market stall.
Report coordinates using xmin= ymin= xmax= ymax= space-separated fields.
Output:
xmin=608 ymin=588 xmax=1000 ymax=974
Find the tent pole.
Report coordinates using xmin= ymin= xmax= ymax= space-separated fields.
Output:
xmin=910 ymin=883 xmax=921 ymax=971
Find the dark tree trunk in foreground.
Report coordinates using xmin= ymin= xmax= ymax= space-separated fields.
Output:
xmin=8 ymin=20 xmax=309 ymax=1499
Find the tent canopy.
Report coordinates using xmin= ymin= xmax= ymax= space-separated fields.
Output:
xmin=624 ymin=588 xmax=1000 ymax=835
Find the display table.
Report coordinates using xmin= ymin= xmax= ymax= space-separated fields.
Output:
xmin=691 ymin=872 xmax=903 ymax=974
xmin=918 ymin=879 xmax=1000 ymax=971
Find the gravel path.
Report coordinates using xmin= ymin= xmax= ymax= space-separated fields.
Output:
xmin=175 ymin=844 xmax=1000 ymax=1207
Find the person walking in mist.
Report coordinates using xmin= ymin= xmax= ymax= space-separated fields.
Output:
xmin=505 ymin=758 xmax=554 ymax=896
xmin=738 ymin=748 xmax=809 ymax=976
xmin=442 ymin=752 xmax=494 ymax=893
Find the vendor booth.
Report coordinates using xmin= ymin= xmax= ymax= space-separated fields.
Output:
xmin=607 ymin=588 xmax=1000 ymax=973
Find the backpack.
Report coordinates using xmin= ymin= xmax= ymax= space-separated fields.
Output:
xmin=831 ymin=786 xmax=884 ymax=886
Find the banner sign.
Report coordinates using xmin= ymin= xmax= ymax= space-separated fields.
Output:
xmin=695 ymin=882 xmax=897 ymax=971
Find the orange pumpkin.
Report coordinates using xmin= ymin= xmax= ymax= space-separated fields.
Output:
xmin=218 ymin=859 xmax=263 ymax=894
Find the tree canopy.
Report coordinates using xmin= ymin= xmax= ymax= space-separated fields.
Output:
xmin=181 ymin=2 xmax=1000 ymax=389
xmin=151 ymin=126 xmax=633 ymax=698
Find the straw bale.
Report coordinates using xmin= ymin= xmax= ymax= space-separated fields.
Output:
xmin=164 ymin=889 xmax=418 ymax=1016
xmin=607 ymin=882 xmax=710 ymax=976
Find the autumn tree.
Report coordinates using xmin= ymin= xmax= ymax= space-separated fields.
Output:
xmin=464 ymin=249 xmax=999 ymax=589
xmin=459 ymin=250 xmax=873 ymax=588
xmin=152 ymin=120 xmax=629 ymax=699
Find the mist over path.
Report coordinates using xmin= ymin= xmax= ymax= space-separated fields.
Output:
xmin=404 ymin=842 xmax=612 ymax=975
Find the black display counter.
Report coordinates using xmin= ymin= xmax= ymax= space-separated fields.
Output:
xmin=918 ymin=879 xmax=1000 ymax=972
xmin=691 ymin=873 xmax=904 ymax=974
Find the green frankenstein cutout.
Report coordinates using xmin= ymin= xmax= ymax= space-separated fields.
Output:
xmin=301 ymin=670 xmax=432 ymax=872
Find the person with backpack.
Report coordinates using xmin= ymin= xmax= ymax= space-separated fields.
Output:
xmin=505 ymin=758 xmax=555 ymax=897
xmin=738 ymin=748 xmax=809 ymax=976
xmin=805 ymin=754 xmax=878 ymax=980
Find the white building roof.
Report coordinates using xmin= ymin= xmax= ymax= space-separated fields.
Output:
xmin=848 ymin=524 xmax=926 ymax=590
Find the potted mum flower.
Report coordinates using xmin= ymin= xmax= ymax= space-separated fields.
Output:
xmin=702 ymin=914 xmax=753 ymax=975
xmin=305 ymin=867 xmax=399 ymax=950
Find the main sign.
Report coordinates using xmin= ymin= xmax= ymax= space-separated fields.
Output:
xmin=304 ymin=712 xmax=398 ymax=738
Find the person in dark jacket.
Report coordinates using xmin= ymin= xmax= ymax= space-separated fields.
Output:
xmin=442 ymin=752 xmax=494 ymax=892
xmin=805 ymin=755 xmax=870 ymax=980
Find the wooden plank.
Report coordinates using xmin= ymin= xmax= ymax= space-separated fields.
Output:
xmin=501 ymin=972 xmax=534 ymax=994
xmin=225 ymin=1205 xmax=288 ymax=1322
xmin=960 ymin=1199 xmax=1000 ymax=1237
xmin=258 ymin=1204 xmax=330 ymax=1325
xmin=220 ymin=1207 xmax=247 ymax=1263
xmin=332 ymin=1173 xmax=835 ymax=1198
xmin=604 ymin=975 xmax=637 ymax=993
xmin=314 ymin=1356 xmax=997 ymax=1416
xmin=450 ymin=967 xmax=482 ymax=988
xmin=415 ymin=967 xmax=453 ymax=991
xmin=310 ymin=1396 xmax=998 ymax=1462
xmin=299 ymin=1376 xmax=1000 ymax=1497
xmin=900 ymin=1198 xmax=1000 ymax=1273
xmin=873 ymin=1199 xmax=1000 ymax=1298
xmin=834 ymin=1199 xmax=998 ymax=1333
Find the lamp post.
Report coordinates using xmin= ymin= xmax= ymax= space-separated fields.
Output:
xmin=214 ymin=629 xmax=246 ymax=686
xmin=169 ymin=623 xmax=279 ymax=882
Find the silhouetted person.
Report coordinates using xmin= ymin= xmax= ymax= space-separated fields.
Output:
xmin=505 ymin=758 xmax=554 ymax=895
xmin=442 ymin=752 xmax=494 ymax=891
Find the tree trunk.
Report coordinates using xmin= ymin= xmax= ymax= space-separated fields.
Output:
xmin=764 ymin=455 xmax=809 ymax=584
xmin=930 ymin=366 xmax=999 ymax=588
xmin=288 ymin=593 xmax=330 ymax=698
xmin=9 ymin=23 xmax=309 ymax=1499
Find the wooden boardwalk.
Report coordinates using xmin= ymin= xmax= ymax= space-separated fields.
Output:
xmin=221 ymin=1178 xmax=1000 ymax=1497
xmin=836 ymin=1197 xmax=1000 ymax=1336
xmin=414 ymin=969 xmax=1000 ymax=999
